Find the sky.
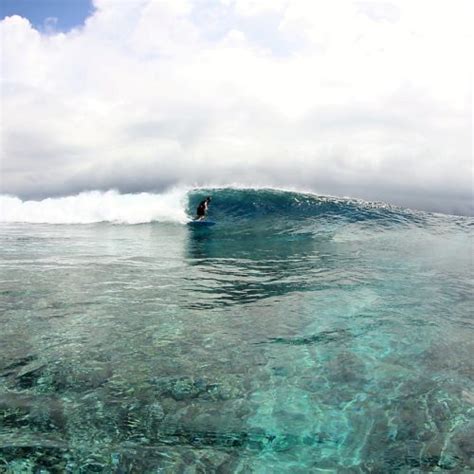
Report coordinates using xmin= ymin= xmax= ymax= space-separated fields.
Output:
xmin=0 ymin=0 xmax=93 ymax=31
xmin=0 ymin=0 xmax=472 ymax=215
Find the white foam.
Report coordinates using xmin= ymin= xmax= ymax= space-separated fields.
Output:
xmin=0 ymin=189 xmax=190 ymax=224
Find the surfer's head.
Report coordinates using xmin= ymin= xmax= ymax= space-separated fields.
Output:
xmin=206 ymin=196 xmax=212 ymax=202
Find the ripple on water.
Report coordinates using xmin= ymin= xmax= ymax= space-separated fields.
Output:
xmin=1 ymin=195 xmax=473 ymax=471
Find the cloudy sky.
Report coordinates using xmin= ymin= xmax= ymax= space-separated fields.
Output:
xmin=1 ymin=0 xmax=472 ymax=215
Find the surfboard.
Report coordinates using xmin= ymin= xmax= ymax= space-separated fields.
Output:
xmin=188 ymin=220 xmax=216 ymax=227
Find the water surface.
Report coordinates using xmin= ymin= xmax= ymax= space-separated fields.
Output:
xmin=1 ymin=188 xmax=473 ymax=471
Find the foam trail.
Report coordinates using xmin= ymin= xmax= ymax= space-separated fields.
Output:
xmin=0 ymin=189 xmax=189 ymax=224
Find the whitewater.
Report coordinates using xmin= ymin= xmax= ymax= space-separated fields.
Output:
xmin=1 ymin=187 xmax=473 ymax=471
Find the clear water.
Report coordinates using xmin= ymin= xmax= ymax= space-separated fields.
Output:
xmin=1 ymin=188 xmax=473 ymax=472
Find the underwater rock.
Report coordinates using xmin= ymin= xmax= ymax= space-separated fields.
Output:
xmin=170 ymin=377 xmax=205 ymax=401
xmin=420 ymin=436 xmax=444 ymax=469
xmin=462 ymin=389 xmax=474 ymax=405
xmin=270 ymin=434 xmax=299 ymax=452
xmin=47 ymin=361 xmax=113 ymax=393
xmin=395 ymin=408 xmax=426 ymax=442
xmin=0 ymin=446 xmax=68 ymax=473
xmin=111 ymin=445 xmax=235 ymax=473
xmin=15 ymin=360 xmax=46 ymax=377
xmin=215 ymin=454 xmax=240 ymax=473
xmin=0 ymin=392 xmax=65 ymax=432
xmin=151 ymin=375 xmax=241 ymax=402
xmin=382 ymin=444 xmax=409 ymax=470
xmin=405 ymin=439 xmax=423 ymax=467
xmin=0 ymin=355 xmax=37 ymax=377
xmin=324 ymin=351 xmax=367 ymax=385
xmin=420 ymin=341 xmax=474 ymax=380
xmin=1 ymin=355 xmax=46 ymax=390
xmin=271 ymin=366 xmax=289 ymax=377
xmin=119 ymin=400 xmax=166 ymax=440
xmin=438 ymin=452 xmax=462 ymax=470
xmin=147 ymin=401 xmax=165 ymax=422
xmin=201 ymin=381 xmax=242 ymax=401
xmin=152 ymin=376 xmax=204 ymax=401
xmin=452 ymin=420 xmax=474 ymax=467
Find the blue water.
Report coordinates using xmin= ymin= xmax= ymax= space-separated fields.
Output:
xmin=1 ymin=188 xmax=473 ymax=472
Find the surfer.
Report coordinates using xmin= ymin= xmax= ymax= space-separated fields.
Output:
xmin=196 ymin=196 xmax=211 ymax=221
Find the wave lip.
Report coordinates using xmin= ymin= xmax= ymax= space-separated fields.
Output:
xmin=0 ymin=189 xmax=189 ymax=224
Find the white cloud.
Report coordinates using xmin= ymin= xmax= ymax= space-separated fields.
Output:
xmin=224 ymin=0 xmax=288 ymax=17
xmin=0 ymin=0 xmax=472 ymax=215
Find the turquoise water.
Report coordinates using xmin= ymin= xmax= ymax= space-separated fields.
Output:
xmin=1 ymin=188 xmax=473 ymax=472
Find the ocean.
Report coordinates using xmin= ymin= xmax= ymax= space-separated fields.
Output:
xmin=1 ymin=187 xmax=473 ymax=472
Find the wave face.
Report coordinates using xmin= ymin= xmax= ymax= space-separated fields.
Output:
xmin=187 ymin=187 xmax=439 ymax=229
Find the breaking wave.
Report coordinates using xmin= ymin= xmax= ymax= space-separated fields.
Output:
xmin=0 ymin=189 xmax=190 ymax=224
xmin=1 ymin=186 xmax=463 ymax=229
xmin=188 ymin=187 xmax=426 ymax=225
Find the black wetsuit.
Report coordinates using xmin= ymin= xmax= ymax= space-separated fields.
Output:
xmin=196 ymin=200 xmax=208 ymax=218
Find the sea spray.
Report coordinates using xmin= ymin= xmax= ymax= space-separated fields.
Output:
xmin=0 ymin=188 xmax=190 ymax=224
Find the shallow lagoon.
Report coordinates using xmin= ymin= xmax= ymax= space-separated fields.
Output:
xmin=1 ymin=189 xmax=473 ymax=471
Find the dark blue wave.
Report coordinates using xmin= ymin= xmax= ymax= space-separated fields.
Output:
xmin=187 ymin=187 xmax=427 ymax=229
